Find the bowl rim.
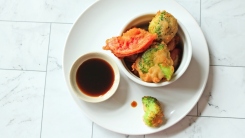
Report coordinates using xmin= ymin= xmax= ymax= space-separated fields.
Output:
xmin=69 ymin=51 xmax=120 ymax=102
xmin=118 ymin=17 xmax=192 ymax=87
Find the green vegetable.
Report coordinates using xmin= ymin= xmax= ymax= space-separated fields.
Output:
xmin=139 ymin=43 xmax=164 ymax=73
xmin=142 ymin=96 xmax=164 ymax=127
xmin=155 ymin=11 xmax=165 ymax=38
xmin=158 ymin=64 xmax=173 ymax=81
xmin=137 ymin=43 xmax=174 ymax=81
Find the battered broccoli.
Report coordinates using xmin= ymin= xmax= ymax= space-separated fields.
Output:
xmin=142 ymin=96 xmax=164 ymax=127
xmin=148 ymin=10 xmax=178 ymax=44
xmin=132 ymin=43 xmax=174 ymax=83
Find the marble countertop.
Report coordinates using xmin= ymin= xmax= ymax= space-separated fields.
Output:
xmin=1 ymin=0 xmax=245 ymax=137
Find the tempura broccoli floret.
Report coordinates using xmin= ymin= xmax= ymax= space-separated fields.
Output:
xmin=148 ymin=10 xmax=178 ymax=44
xmin=142 ymin=96 xmax=164 ymax=127
xmin=132 ymin=43 xmax=174 ymax=83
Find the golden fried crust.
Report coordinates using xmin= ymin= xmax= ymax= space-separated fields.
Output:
xmin=136 ymin=62 xmax=164 ymax=83
xmin=151 ymin=112 xmax=164 ymax=127
xmin=142 ymin=98 xmax=164 ymax=127
xmin=132 ymin=44 xmax=174 ymax=83
xmin=149 ymin=11 xmax=178 ymax=44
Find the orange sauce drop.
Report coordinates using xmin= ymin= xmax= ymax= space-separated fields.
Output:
xmin=131 ymin=101 xmax=137 ymax=108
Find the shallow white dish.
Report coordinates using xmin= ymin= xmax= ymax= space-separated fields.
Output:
xmin=69 ymin=52 xmax=120 ymax=103
xmin=63 ymin=0 xmax=209 ymax=135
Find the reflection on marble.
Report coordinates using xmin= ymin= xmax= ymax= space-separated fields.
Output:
xmin=201 ymin=0 xmax=245 ymax=66
xmin=41 ymin=24 xmax=92 ymax=138
xmin=0 ymin=22 xmax=50 ymax=71
xmin=0 ymin=70 xmax=45 ymax=138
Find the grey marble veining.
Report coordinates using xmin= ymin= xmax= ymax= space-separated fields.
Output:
xmin=198 ymin=66 xmax=245 ymax=118
xmin=201 ymin=0 xmax=245 ymax=66
xmin=0 ymin=22 xmax=50 ymax=71
xmin=0 ymin=70 xmax=45 ymax=137
xmin=0 ymin=0 xmax=97 ymax=23
xmin=146 ymin=116 xmax=245 ymax=138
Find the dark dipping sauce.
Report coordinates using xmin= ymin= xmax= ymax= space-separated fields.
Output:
xmin=76 ymin=58 xmax=114 ymax=97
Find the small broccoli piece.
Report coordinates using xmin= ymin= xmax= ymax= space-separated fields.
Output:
xmin=132 ymin=43 xmax=174 ymax=82
xmin=139 ymin=43 xmax=164 ymax=73
xmin=148 ymin=10 xmax=178 ymax=44
xmin=158 ymin=64 xmax=173 ymax=81
xmin=142 ymin=96 xmax=164 ymax=127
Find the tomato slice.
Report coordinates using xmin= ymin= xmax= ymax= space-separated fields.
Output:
xmin=103 ymin=28 xmax=157 ymax=58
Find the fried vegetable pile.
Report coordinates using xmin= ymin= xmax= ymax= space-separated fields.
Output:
xmin=103 ymin=10 xmax=181 ymax=83
xmin=142 ymin=96 xmax=164 ymax=127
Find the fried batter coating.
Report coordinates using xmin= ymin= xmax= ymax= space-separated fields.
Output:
xmin=103 ymin=28 xmax=157 ymax=58
xmin=148 ymin=10 xmax=178 ymax=44
xmin=132 ymin=43 xmax=174 ymax=83
xmin=142 ymin=96 xmax=164 ymax=127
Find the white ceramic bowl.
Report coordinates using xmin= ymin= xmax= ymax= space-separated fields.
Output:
xmin=69 ymin=52 xmax=120 ymax=102
xmin=119 ymin=15 xmax=192 ymax=87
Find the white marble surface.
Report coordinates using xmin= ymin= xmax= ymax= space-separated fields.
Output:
xmin=0 ymin=0 xmax=245 ymax=138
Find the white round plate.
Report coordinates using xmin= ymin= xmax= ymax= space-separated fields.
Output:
xmin=63 ymin=0 xmax=209 ymax=135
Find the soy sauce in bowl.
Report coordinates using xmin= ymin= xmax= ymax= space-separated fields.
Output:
xmin=69 ymin=52 xmax=120 ymax=103
xmin=76 ymin=58 xmax=114 ymax=97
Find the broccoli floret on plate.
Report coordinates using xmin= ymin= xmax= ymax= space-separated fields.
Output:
xmin=142 ymin=96 xmax=164 ymax=127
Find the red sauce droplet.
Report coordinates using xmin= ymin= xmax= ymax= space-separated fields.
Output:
xmin=131 ymin=101 xmax=137 ymax=108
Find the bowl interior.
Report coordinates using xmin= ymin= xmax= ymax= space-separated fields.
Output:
xmin=70 ymin=52 xmax=120 ymax=102
xmin=119 ymin=14 xmax=192 ymax=87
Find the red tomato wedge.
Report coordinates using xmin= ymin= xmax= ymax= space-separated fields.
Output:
xmin=103 ymin=28 xmax=157 ymax=58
